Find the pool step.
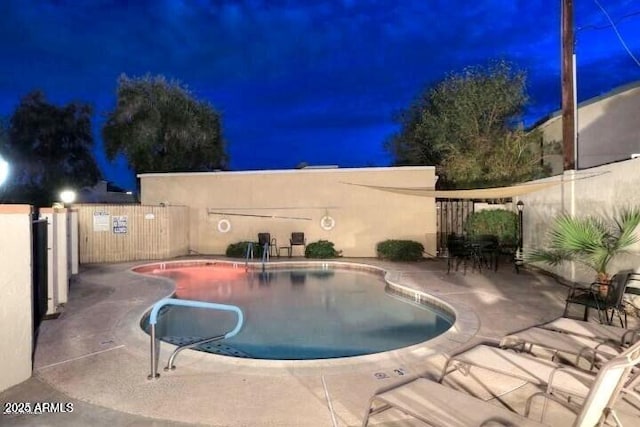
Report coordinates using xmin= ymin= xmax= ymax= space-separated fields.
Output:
xmin=162 ymin=336 xmax=251 ymax=358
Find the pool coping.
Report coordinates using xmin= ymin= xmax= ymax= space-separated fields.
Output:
xmin=130 ymin=259 xmax=480 ymax=373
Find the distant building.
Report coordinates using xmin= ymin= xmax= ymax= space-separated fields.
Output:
xmin=77 ymin=180 xmax=137 ymax=204
xmin=535 ymin=81 xmax=640 ymax=174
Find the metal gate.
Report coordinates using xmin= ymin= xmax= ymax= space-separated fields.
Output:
xmin=32 ymin=218 xmax=48 ymax=333
xmin=436 ymin=199 xmax=474 ymax=256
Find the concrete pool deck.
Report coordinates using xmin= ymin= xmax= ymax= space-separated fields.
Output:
xmin=1 ymin=258 xmax=639 ymax=426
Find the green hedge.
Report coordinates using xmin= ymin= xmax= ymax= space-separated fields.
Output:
xmin=464 ymin=209 xmax=518 ymax=245
xmin=225 ymin=241 xmax=265 ymax=258
xmin=376 ymin=240 xmax=424 ymax=261
xmin=305 ymin=240 xmax=341 ymax=258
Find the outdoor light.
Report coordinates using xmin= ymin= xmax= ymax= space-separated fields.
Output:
xmin=0 ymin=155 xmax=8 ymax=188
xmin=516 ymin=200 xmax=525 ymax=268
xmin=59 ymin=189 xmax=76 ymax=205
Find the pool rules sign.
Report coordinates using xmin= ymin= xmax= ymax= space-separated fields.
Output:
xmin=112 ymin=215 xmax=128 ymax=234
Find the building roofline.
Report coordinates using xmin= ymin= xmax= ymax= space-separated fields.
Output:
xmin=137 ymin=165 xmax=435 ymax=179
xmin=531 ymin=79 xmax=640 ymax=129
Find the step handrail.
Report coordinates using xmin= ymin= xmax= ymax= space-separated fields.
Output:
xmin=244 ymin=242 xmax=254 ymax=270
xmin=148 ymin=297 xmax=244 ymax=379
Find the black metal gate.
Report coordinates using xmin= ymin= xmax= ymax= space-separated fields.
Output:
xmin=32 ymin=218 xmax=48 ymax=333
xmin=436 ymin=199 xmax=474 ymax=256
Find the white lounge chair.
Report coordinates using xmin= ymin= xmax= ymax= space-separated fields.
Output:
xmin=524 ymin=339 xmax=640 ymax=426
xmin=363 ymin=340 xmax=640 ymax=427
xmin=362 ymin=375 xmax=547 ymax=426
xmin=540 ymin=317 xmax=639 ymax=347
xmin=501 ymin=326 xmax=623 ymax=368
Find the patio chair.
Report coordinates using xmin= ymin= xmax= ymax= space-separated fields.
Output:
xmin=257 ymin=232 xmax=276 ymax=257
xmin=563 ymin=270 xmax=633 ymax=328
xmin=540 ymin=318 xmax=640 ymax=348
xmin=289 ymin=232 xmax=306 ymax=257
xmin=364 ymin=340 xmax=640 ymax=426
xmin=446 ymin=234 xmax=473 ymax=274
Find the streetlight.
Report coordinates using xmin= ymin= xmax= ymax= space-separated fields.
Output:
xmin=516 ymin=200 xmax=525 ymax=269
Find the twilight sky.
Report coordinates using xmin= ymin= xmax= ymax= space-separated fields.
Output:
xmin=1 ymin=0 xmax=639 ymax=191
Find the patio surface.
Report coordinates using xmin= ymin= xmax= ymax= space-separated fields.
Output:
xmin=1 ymin=257 xmax=639 ymax=426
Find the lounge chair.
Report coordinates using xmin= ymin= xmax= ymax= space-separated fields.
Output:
xmin=362 ymin=374 xmax=546 ymax=426
xmin=500 ymin=326 xmax=623 ymax=369
xmin=540 ymin=318 xmax=640 ymax=347
xmin=563 ymin=270 xmax=633 ymax=327
xmin=363 ymin=340 xmax=640 ymax=426
xmin=440 ymin=344 xmax=594 ymax=398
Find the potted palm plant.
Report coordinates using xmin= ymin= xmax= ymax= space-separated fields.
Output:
xmin=528 ymin=208 xmax=640 ymax=292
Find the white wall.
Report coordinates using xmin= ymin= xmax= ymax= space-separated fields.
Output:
xmin=0 ymin=204 xmax=33 ymax=392
xmin=519 ymin=158 xmax=640 ymax=284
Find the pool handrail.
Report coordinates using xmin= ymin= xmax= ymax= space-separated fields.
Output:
xmin=148 ymin=297 xmax=244 ymax=379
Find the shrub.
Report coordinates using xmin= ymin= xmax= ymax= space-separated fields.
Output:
xmin=376 ymin=240 xmax=424 ymax=261
xmin=464 ymin=209 xmax=517 ymax=245
xmin=305 ymin=240 xmax=341 ymax=258
xmin=225 ymin=241 xmax=265 ymax=258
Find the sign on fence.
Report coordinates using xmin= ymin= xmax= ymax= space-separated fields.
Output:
xmin=112 ymin=215 xmax=128 ymax=234
xmin=93 ymin=211 xmax=110 ymax=232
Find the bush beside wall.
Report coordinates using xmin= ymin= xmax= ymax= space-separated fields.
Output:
xmin=464 ymin=209 xmax=518 ymax=245
xmin=376 ymin=240 xmax=424 ymax=261
xmin=225 ymin=241 xmax=265 ymax=258
xmin=305 ymin=240 xmax=341 ymax=258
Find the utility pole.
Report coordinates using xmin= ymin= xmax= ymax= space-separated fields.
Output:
xmin=562 ymin=0 xmax=576 ymax=170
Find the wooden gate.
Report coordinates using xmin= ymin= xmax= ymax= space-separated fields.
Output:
xmin=436 ymin=199 xmax=474 ymax=256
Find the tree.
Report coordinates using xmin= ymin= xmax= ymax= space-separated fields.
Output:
xmin=387 ymin=61 xmax=550 ymax=189
xmin=3 ymin=91 xmax=101 ymax=206
xmin=102 ymin=75 xmax=227 ymax=176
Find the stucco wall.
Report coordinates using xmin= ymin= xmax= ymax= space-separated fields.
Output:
xmin=518 ymin=158 xmax=640 ymax=284
xmin=139 ymin=166 xmax=437 ymax=257
xmin=538 ymin=83 xmax=640 ymax=173
xmin=0 ymin=204 xmax=33 ymax=392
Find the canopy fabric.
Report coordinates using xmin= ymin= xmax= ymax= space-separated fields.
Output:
xmin=342 ymin=180 xmax=562 ymax=199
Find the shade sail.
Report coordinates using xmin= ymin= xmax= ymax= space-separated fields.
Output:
xmin=342 ymin=180 xmax=562 ymax=199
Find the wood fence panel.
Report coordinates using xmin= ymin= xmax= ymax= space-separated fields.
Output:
xmin=76 ymin=204 xmax=189 ymax=264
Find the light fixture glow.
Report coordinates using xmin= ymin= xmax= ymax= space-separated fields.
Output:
xmin=59 ymin=189 xmax=76 ymax=204
xmin=0 ymin=155 xmax=9 ymax=187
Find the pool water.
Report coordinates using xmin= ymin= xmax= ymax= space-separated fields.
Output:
xmin=142 ymin=264 xmax=453 ymax=360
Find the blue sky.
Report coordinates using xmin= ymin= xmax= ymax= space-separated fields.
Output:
xmin=1 ymin=0 xmax=639 ymax=191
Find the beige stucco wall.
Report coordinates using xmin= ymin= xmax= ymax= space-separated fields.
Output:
xmin=518 ymin=158 xmax=640 ymax=285
xmin=139 ymin=166 xmax=437 ymax=257
xmin=538 ymin=83 xmax=640 ymax=173
xmin=0 ymin=204 xmax=33 ymax=392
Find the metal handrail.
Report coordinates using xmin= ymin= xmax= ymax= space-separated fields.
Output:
xmin=261 ymin=241 xmax=270 ymax=269
xmin=148 ymin=297 xmax=244 ymax=379
xmin=245 ymin=242 xmax=254 ymax=270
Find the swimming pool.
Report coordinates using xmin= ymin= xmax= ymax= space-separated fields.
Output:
xmin=139 ymin=262 xmax=454 ymax=360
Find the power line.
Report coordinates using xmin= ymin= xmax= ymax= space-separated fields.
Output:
xmin=592 ymin=0 xmax=640 ymax=68
xmin=577 ymin=9 xmax=640 ymax=31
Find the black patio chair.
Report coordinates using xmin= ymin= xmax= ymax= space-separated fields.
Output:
xmin=289 ymin=232 xmax=306 ymax=257
xmin=257 ymin=232 xmax=276 ymax=257
xmin=446 ymin=234 xmax=472 ymax=274
xmin=469 ymin=234 xmax=499 ymax=272
xmin=563 ymin=270 xmax=633 ymax=327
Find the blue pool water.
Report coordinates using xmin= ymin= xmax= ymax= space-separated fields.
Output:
xmin=142 ymin=264 xmax=453 ymax=360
